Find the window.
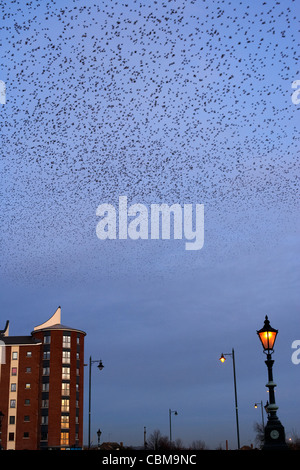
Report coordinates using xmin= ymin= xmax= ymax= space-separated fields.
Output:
xmin=77 ymin=337 xmax=80 ymax=345
xmin=10 ymin=399 xmax=16 ymax=408
xmin=26 ymin=351 xmax=32 ymax=357
xmin=25 ymin=383 xmax=31 ymax=389
xmin=63 ymin=335 xmax=71 ymax=348
xmin=44 ymin=335 xmax=51 ymax=344
xmin=60 ymin=432 xmax=69 ymax=446
xmin=43 ymin=351 xmax=50 ymax=360
xmin=62 ymin=367 xmax=70 ymax=380
xmin=24 ymin=399 xmax=30 ymax=406
xmin=61 ymin=399 xmax=69 ymax=412
xmin=23 ymin=432 xmax=29 ymax=438
xmin=43 ymin=367 xmax=50 ymax=376
xmin=11 ymin=383 xmax=16 ymax=392
xmin=62 ymin=383 xmax=70 ymax=396
xmin=24 ymin=415 xmax=30 ymax=422
xmin=26 ymin=367 xmax=31 ymax=373
xmin=62 ymin=351 xmax=70 ymax=364
xmin=41 ymin=399 xmax=49 ymax=408
xmin=12 ymin=351 xmax=18 ymax=360
xmin=9 ymin=433 xmax=14 ymax=441
xmin=11 ymin=367 xmax=17 ymax=376
xmin=9 ymin=416 xmax=15 ymax=425
xmin=76 ymin=368 xmax=80 ymax=376
xmin=61 ymin=415 xmax=69 ymax=429
xmin=41 ymin=432 xmax=48 ymax=441
xmin=42 ymin=383 xmax=49 ymax=392
xmin=41 ymin=416 xmax=48 ymax=425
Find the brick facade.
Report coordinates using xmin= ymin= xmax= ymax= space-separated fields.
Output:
xmin=0 ymin=307 xmax=86 ymax=450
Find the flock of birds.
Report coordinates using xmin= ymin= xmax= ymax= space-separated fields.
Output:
xmin=1 ymin=0 xmax=299 ymax=283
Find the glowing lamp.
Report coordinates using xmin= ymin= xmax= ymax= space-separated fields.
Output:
xmin=219 ymin=353 xmax=226 ymax=363
xmin=257 ymin=316 xmax=278 ymax=353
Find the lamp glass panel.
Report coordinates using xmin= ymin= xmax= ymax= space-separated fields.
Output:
xmin=259 ymin=330 xmax=277 ymax=350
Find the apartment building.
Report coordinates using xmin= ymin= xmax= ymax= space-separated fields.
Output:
xmin=0 ymin=307 xmax=86 ymax=450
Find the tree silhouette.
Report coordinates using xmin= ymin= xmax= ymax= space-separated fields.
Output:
xmin=147 ymin=429 xmax=172 ymax=450
xmin=253 ymin=421 xmax=264 ymax=449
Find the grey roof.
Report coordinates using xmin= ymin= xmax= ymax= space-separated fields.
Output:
xmin=1 ymin=335 xmax=42 ymax=345
xmin=32 ymin=323 xmax=86 ymax=335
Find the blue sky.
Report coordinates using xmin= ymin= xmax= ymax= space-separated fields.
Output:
xmin=1 ymin=0 xmax=300 ymax=449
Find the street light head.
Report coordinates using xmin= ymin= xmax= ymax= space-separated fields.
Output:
xmin=174 ymin=411 xmax=178 ymax=416
xmin=97 ymin=360 xmax=104 ymax=370
xmin=219 ymin=353 xmax=226 ymax=363
xmin=257 ymin=316 xmax=278 ymax=353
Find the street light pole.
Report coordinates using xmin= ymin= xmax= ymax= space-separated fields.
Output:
xmin=219 ymin=348 xmax=240 ymax=450
xmin=254 ymin=401 xmax=265 ymax=428
xmin=88 ymin=356 xmax=104 ymax=449
xmin=169 ymin=409 xmax=178 ymax=443
xmin=257 ymin=316 xmax=288 ymax=450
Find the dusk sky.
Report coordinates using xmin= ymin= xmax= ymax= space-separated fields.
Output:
xmin=1 ymin=0 xmax=299 ymax=449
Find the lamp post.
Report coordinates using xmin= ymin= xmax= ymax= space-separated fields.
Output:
xmin=169 ymin=409 xmax=178 ymax=443
xmin=144 ymin=426 xmax=147 ymax=449
xmin=254 ymin=401 xmax=265 ymax=428
xmin=257 ymin=316 xmax=287 ymax=450
xmin=88 ymin=356 xmax=104 ymax=449
xmin=97 ymin=429 xmax=102 ymax=449
xmin=219 ymin=348 xmax=240 ymax=450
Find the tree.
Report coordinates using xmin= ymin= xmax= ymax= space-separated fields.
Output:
xmin=189 ymin=440 xmax=207 ymax=450
xmin=288 ymin=430 xmax=300 ymax=450
xmin=173 ymin=438 xmax=185 ymax=450
xmin=147 ymin=429 xmax=172 ymax=450
xmin=253 ymin=421 xmax=264 ymax=449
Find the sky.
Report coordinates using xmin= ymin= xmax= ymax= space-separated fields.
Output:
xmin=1 ymin=0 xmax=300 ymax=450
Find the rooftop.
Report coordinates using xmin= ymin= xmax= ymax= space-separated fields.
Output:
xmin=0 ymin=307 xmax=86 ymax=342
xmin=1 ymin=335 xmax=41 ymax=345
xmin=32 ymin=307 xmax=86 ymax=335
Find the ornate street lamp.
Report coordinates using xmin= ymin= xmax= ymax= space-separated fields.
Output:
xmin=219 ymin=349 xmax=240 ymax=450
xmin=257 ymin=316 xmax=288 ymax=450
xmin=257 ymin=316 xmax=278 ymax=352
xmin=169 ymin=409 xmax=178 ymax=443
